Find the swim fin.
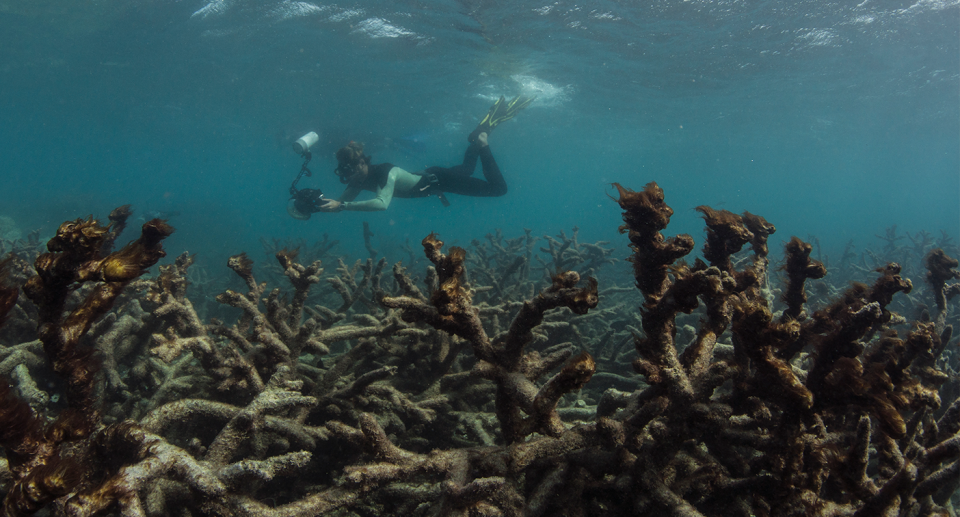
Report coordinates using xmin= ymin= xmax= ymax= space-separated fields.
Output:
xmin=468 ymin=94 xmax=536 ymax=143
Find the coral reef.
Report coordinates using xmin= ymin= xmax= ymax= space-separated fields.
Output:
xmin=2 ymin=212 xmax=173 ymax=516
xmin=0 ymin=184 xmax=957 ymax=516
xmin=0 ymin=216 xmax=22 ymax=244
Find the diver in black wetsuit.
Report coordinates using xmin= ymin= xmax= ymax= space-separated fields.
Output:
xmin=286 ymin=95 xmax=533 ymax=218
xmin=313 ymin=132 xmax=504 ymax=213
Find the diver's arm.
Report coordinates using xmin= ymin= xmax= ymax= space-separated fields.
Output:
xmin=317 ymin=185 xmax=361 ymax=212
xmin=338 ymin=186 xmax=363 ymax=202
xmin=338 ymin=167 xmax=400 ymax=212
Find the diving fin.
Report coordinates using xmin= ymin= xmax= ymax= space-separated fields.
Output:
xmin=468 ymin=94 xmax=536 ymax=143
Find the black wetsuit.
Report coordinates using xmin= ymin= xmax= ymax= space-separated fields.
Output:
xmin=355 ymin=143 xmax=506 ymax=199
xmin=421 ymin=143 xmax=507 ymax=197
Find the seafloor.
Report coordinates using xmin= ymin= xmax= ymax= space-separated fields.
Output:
xmin=0 ymin=182 xmax=957 ymax=517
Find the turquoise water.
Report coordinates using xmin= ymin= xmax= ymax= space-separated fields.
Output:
xmin=1 ymin=0 xmax=957 ymax=267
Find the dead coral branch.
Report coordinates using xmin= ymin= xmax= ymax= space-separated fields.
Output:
xmin=5 ymin=216 xmax=172 ymax=515
xmin=382 ymin=232 xmax=599 ymax=443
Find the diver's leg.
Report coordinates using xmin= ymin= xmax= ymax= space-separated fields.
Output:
xmin=446 ymin=142 xmax=481 ymax=176
xmin=427 ymin=141 xmax=482 ymax=177
xmin=476 ymin=145 xmax=506 ymax=195
xmin=434 ymin=145 xmax=506 ymax=197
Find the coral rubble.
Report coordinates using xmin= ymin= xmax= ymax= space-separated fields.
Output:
xmin=0 ymin=186 xmax=957 ymax=516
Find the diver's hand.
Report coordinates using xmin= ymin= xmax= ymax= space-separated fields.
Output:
xmin=476 ymin=132 xmax=488 ymax=147
xmin=318 ymin=200 xmax=343 ymax=212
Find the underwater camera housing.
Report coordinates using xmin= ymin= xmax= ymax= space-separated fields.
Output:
xmin=287 ymin=188 xmax=324 ymax=220
xmin=288 ymin=131 xmax=322 ymax=220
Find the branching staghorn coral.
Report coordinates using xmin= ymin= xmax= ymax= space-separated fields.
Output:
xmin=926 ymin=248 xmax=960 ymax=334
xmin=0 ymin=186 xmax=956 ymax=516
xmin=0 ymin=215 xmax=173 ymax=515
xmin=538 ymin=227 xmax=618 ymax=280
xmin=0 ymin=257 xmax=20 ymax=333
xmin=382 ymin=233 xmax=599 ymax=442
xmin=325 ymin=256 xmax=388 ymax=318
xmin=0 ymin=213 xmax=441 ymax=516
xmin=602 ymin=182 xmax=959 ymax=516
xmin=147 ymin=251 xmax=267 ymax=402
xmin=0 ymin=226 xmax=42 ymax=270
xmin=468 ymin=228 xmax=539 ymax=304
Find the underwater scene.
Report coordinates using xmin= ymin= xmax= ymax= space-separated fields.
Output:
xmin=1 ymin=0 xmax=959 ymax=515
